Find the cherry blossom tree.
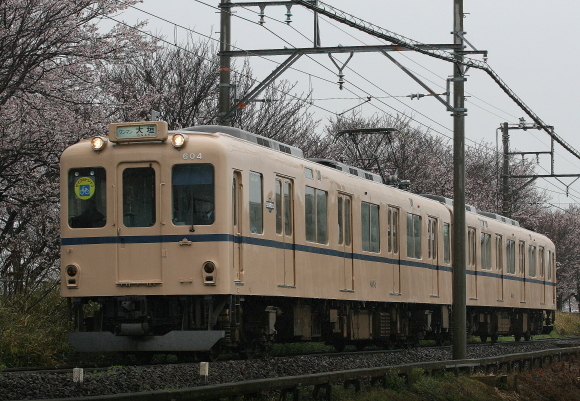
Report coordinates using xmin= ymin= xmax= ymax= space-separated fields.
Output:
xmin=0 ymin=0 xmax=155 ymax=307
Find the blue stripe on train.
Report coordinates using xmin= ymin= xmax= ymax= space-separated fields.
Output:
xmin=60 ymin=234 xmax=556 ymax=287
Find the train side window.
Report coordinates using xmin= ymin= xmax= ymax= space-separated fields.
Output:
xmin=496 ymin=234 xmax=503 ymax=272
xmin=276 ymin=180 xmax=282 ymax=234
xmin=539 ymin=246 xmax=545 ymax=278
xmin=305 ymin=186 xmax=327 ymax=244
xmin=361 ymin=202 xmax=380 ymax=253
xmin=172 ymin=164 xmax=215 ymax=226
xmin=284 ymin=181 xmax=292 ymax=235
xmin=427 ymin=217 xmax=437 ymax=260
xmin=68 ymin=167 xmax=106 ymax=228
xmin=506 ymin=239 xmax=516 ymax=274
xmin=467 ymin=227 xmax=476 ymax=267
xmin=249 ymin=172 xmax=263 ymax=234
xmin=406 ymin=213 xmax=421 ymax=259
xmin=338 ymin=197 xmax=343 ymax=244
xmin=443 ymin=223 xmax=451 ymax=264
xmin=123 ymin=167 xmax=155 ymax=227
xmin=547 ymin=250 xmax=553 ymax=280
xmin=480 ymin=232 xmax=491 ymax=270
xmin=518 ymin=241 xmax=526 ymax=275
xmin=388 ymin=207 xmax=400 ymax=254
xmin=528 ymin=245 xmax=537 ymax=277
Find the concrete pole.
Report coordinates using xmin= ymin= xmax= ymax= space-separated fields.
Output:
xmin=218 ymin=0 xmax=232 ymax=126
xmin=502 ymin=122 xmax=510 ymax=217
xmin=452 ymin=0 xmax=467 ymax=361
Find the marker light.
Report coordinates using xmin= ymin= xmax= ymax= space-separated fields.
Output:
xmin=90 ymin=136 xmax=107 ymax=151
xmin=171 ymin=133 xmax=187 ymax=149
xmin=203 ymin=261 xmax=216 ymax=274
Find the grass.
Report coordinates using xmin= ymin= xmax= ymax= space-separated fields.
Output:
xmin=554 ymin=310 xmax=580 ymax=336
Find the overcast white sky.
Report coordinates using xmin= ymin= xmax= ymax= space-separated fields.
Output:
xmin=114 ymin=1 xmax=580 ymax=208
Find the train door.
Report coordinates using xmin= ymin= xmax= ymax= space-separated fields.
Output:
xmin=276 ymin=177 xmax=295 ymax=287
xmin=388 ymin=206 xmax=401 ymax=295
xmin=468 ymin=227 xmax=477 ymax=299
xmin=428 ymin=217 xmax=439 ymax=297
xmin=496 ymin=234 xmax=504 ymax=302
xmin=519 ymin=241 xmax=526 ymax=303
xmin=233 ymin=171 xmax=243 ymax=282
xmin=116 ymin=162 xmax=162 ymax=284
xmin=338 ymin=194 xmax=353 ymax=291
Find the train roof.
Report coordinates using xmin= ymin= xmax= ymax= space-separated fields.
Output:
xmin=307 ymin=158 xmax=383 ymax=184
xmin=421 ymin=194 xmax=520 ymax=227
xmin=181 ymin=125 xmax=304 ymax=158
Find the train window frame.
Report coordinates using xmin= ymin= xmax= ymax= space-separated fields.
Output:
xmin=480 ymin=232 xmax=491 ymax=270
xmin=506 ymin=239 xmax=516 ymax=274
xmin=361 ymin=202 xmax=380 ymax=253
xmin=528 ymin=245 xmax=537 ymax=277
xmin=172 ymin=164 xmax=215 ymax=227
xmin=406 ymin=213 xmax=422 ymax=259
xmin=547 ymin=250 xmax=553 ymax=280
xmin=305 ymin=185 xmax=327 ymax=244
xmin=443 ymin=223 xmax=451 ymax=264
xmin=249 ymin=171 xmax=263 ymax=234
xmin=68 ymin=167 xmax=107 ymax=229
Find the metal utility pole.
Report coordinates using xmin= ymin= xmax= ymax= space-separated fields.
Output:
xmin=452 ymin=0 xmax=467 ymax=361
xmin=502 ymin=122 xmax=510 ymax=217
xmin=218 ymin=0 xmax=232 ymax=126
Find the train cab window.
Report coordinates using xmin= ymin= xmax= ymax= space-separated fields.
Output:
xmin=406 ymin=213 xmax=421 ymax=259
xmin=387 ymin=207 xmax=399 ymax=254
xmin=172 ymin=164 xmax=215 ymax=226
xmin=443 ymin=223 xmax=451 ymax=264
xmin=361 ymin=202 xmax=380 ymax=253
xmin=68 ymin=167 xmax=106 ymax=228
xmin=506 ymin=239 xmax=516 ymax=274
xmin=249 ymin=172 xmax=263 ymax=234
xmin=528 ymin=245 xmax=537 ymax=277
xmin=305 ymin=186 xmax=327 ymax=244
xmin=481 ymin=233 xmax=491 ymax=270
xmin=123 ymin=167 xmax=155 ymax=227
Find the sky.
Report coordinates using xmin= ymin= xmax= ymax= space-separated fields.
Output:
xmin=112 ymin=0 xmax=580 ymax=208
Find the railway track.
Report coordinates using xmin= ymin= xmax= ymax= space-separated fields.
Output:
xmin=1 ymin=337 xmax=579 ymax=400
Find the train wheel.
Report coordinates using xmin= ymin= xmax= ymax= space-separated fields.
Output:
xmin=480 ymin=335 xmax=488 ymax=343
xmin=491 ymin=335 xmax=499 ymax=344
xmin=135 ymin=352 xmax=153 ymax=365
xmin=514 ymin=334 xmax=522 ymax=342
xmin=524 ymin=332 xmax=532 ymax=341
xmin=355 ymin=343 xmax=365 ymax=351
xmin=333 ymin=341 xmax=346 ymax=352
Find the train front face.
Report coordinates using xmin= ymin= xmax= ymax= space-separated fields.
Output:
xmin=60 ymin=122 xmax=231 ymax=353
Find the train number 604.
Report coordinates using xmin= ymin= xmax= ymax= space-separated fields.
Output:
xmin=182 ymin=152 xmax=203 ymax=160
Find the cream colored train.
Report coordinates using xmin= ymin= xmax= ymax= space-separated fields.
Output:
xmin=61 ymin=121 xmax=556 ymax=358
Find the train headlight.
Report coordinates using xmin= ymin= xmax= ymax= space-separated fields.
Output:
xmin=171 ymin=133 xmax=187 ymax=149
xmin=90 ymin=136 xmax=107 ymax=151
xmin=203 ymin=261 xmax=216 ymax=285
xmin=66 ymin=264 xmax=79 ymax=277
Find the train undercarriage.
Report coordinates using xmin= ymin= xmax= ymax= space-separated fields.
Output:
xmin=68 ymin=295 xmax=555 ymax=360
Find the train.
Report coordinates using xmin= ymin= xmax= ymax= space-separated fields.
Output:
xmin=61 ymin=120 xmax=556 ymax=359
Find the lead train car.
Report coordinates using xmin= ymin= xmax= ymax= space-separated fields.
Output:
xmin=61 ymin=121 xmax=556 ymax=356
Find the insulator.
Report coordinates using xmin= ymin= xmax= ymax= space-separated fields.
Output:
xmin=259 ymin=5 xmax=266 ymax=25
xmin=285 ymin=5 xmax=292 ymax=24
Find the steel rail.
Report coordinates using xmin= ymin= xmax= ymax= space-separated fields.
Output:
xmin=27 ymin=346 xmax=580 ymax=401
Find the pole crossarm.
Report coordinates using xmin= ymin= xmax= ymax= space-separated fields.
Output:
xmin=380 ymin=50 xmax=452 ymax=111
xmin=293 ymin=0 xmax=580 ymax=162
xmin=221 ymin=44 xmax=459 ymax=57
xmin=224 ymin=50 xmax=303 ymax=119
xmin=509 ymin=174 xmax=580 ymax=179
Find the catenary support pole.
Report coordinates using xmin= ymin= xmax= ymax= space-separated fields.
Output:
xmin=218 ymin=0 xmax=232 ymax=126
xmin=452 ymin=0 xmax=467 ymax=360
xmin=502 ymin=122 xmax=510 ymax=217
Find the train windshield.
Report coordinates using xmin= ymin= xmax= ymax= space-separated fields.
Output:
xmin=172 ymin=164 xmax=215 ymax=225
xmin=68 ymin=167 xmax=106 ymax=228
